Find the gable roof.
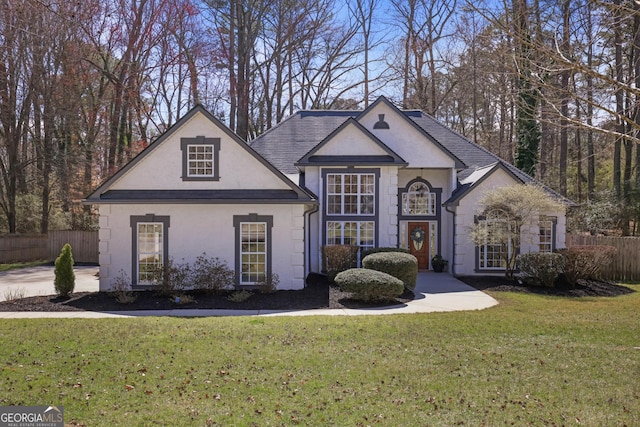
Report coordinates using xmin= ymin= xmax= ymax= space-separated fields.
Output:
xmin=295 ymin=117 xmax=407 ymax=167
xmin=444 ymin=162 xmax=523 ymax=207
xmin=85 ymin=104 xmax=315 ymax=204
xmin=250 ymin=96 xmax=499 ymax=177
xmin=357 ymin=96 xmax=466 ymax=169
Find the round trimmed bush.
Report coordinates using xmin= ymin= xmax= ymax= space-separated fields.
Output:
xmin=362 ymin=252 xmax=418 ymax=290
xmin=361 ymin=247 xmax=410 ymax=258
xmin=334 ymin=268 xmax=404 ymax=302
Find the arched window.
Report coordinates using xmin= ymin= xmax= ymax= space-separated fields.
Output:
xmin=402 ymin=181 xmax=435 ymax=216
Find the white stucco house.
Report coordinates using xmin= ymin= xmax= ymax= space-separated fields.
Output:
xmin=85 ymin=96 xmax=570 ymax=291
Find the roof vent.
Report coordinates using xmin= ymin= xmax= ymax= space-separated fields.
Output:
xmin=373 ymin=114 xmax=389 ymax=129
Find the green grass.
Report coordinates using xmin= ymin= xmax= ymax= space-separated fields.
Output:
xmin=0 ymin=260 xmax=49 ymax=272
xmin=0 ymin=286 xmax=638 ymax=426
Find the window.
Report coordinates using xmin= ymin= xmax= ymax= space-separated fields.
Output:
xmin=323 ymin=170 xmax=378 ymax=265
xmin=137 ymin=223 xmax=164 ymax=284
xmin=327 ymin=221 xmax=375 ymax=252
xmin=130 ymin=214 xmax=170 ymax=286
xmin=326 ymin=173 xmax=375 ymax=215
xmin=181 ymin=136 xmax=220 ymax=181
xmin=187 ymin=145 xmax=213 ymax=177
xmin=234 ymin=214 xmax=273 ymax=286
xmin=539 ymin=216 xmax=556 ymax=253
xmin=402 ymin=182 xmax=436 ymax=216
xmin=240 ymin=222 xmax=267 ymax=284
xmin=478 ymin=219 xmax=514 ymax=270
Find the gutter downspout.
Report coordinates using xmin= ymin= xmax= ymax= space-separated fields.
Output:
xmin=444 ymin=204 xmax=456 ymax=276
xmin=304 ymin=203 xmax=319 ymax=286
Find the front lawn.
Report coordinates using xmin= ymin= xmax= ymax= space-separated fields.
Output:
xmin=0 ymin=285 xmax=638 ymax=426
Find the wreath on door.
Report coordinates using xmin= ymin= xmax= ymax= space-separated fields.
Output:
xmin=410 ymin=226 xmax=426 ymax=244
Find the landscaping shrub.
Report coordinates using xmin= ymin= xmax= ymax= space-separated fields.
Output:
xmin=153 ymin=258 xmax=191 ymax=295
xmin=111 ymin=270 xmax=137 ymax=304
xmin=516 ymin=252 xmax=564 ymax=287
xmin=192 ymin=254 xmax=235 ymax=294
xmin=556 ymin=245 xmax=617 ymax=286
xmin=227 ymin=290 xmax=252 ymax=303
xmin=54 ymin=243 xmax=75 ymax=297
xmin=322 ymin=245 xmax=358 ymax=283
xmin=334 ymin=268 xmax=404 ymax=302
xmin=361 ymin=247 xmax=410 ymax=258
xmin=257 ymin=273 xmax=279 ymax=294
xmin=362 ymin=252 xmax=418 ymax=290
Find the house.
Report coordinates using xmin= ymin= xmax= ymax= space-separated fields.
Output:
xmin=85 ymin=96 xmax=569 ymax=291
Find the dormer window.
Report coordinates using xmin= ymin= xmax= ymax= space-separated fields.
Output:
xmin=181 ymin=136 xmax=220 ymax=181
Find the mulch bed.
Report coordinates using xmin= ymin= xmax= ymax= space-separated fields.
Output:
xmin=0 ymin=274 xmax=632 ymax=313
xmin=0 ymin=273 xmax=414 ymax=313
xmin=457 ymin=275 xmax=634 ymax=298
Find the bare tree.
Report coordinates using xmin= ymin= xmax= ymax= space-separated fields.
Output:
xmin=389 ymin=0 xmax=457 ymax=114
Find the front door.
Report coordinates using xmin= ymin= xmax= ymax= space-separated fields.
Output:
xmin=408 ymin=222 xmax=429 ymax=270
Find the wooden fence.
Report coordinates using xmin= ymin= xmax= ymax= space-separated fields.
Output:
xmin=0 ymin=231 xmax=98 ymax=264
xmin=566 ymin=233 xmax=640 ymax=281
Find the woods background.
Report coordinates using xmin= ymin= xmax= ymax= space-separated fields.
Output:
xmin=1 ymin=0 xmax=639 ymax=236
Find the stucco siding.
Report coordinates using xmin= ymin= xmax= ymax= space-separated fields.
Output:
xmin=453 ymin=171 xmax=567 ymax=276
xmin=98 ymin=203 xmax=306 ymax=291
xmin=314 ymin=124 xmax=390 ymax=156
xmin=360 ymin=104 xmax=456 ymax=169
xmin=109 ymin=112 xmax=291 ymax=191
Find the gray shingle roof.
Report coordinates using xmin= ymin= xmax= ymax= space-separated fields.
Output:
xmin=250 ymin=107 xmax=512 ymax=181
xmin=250 ymin=101 xmax=574 ymax=206
xmin=250 ymin=111 xmax=358 ymax=174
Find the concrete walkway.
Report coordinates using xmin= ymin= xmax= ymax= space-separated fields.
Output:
xmin=0 ymin=269 xmax=498 ymax=318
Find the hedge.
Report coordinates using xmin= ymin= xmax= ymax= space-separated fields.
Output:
xmin=334 ymin=268 xmax=404 ymax=302
xmin=362 ymin=251 xmax=418 ymax=290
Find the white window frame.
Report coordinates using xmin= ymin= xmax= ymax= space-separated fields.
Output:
xmin=137 ymin=222 xmax=164 ymax=285
xmin=181 ymin=136 xmax=220 ymax=181
xmin=326 ymin=221 xmax=375 ymax=250
xmin=326 ymin=173 xmax=375 ymax=216
xmin=478 ymin=219 xmax=514 ymax=270
xmin=240 ymin=222 xmax=267 ymax=285
xmin=539 ymin=216 xmax=555 ymax=253
xmin=187 ymin=144 xmax=214 ymax=178
xmin=402 ymin=182 xmax=436 ymax=216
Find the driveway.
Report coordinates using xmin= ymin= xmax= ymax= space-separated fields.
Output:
xmin=0 ymin=265 xmax=100 ymax=302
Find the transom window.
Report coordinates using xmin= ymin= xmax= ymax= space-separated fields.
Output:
xmin=187 ymin=144 xmax=214 ymax=177
xmin=402 ymin=182 xmax=436 ymax=216
xmin=327 ymin=173 xmax=375 ymax=215
xmin=240 ymin=222 xmax=267 ymax=284
xmin=137 ymin=222 xmax=164 ymax=284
